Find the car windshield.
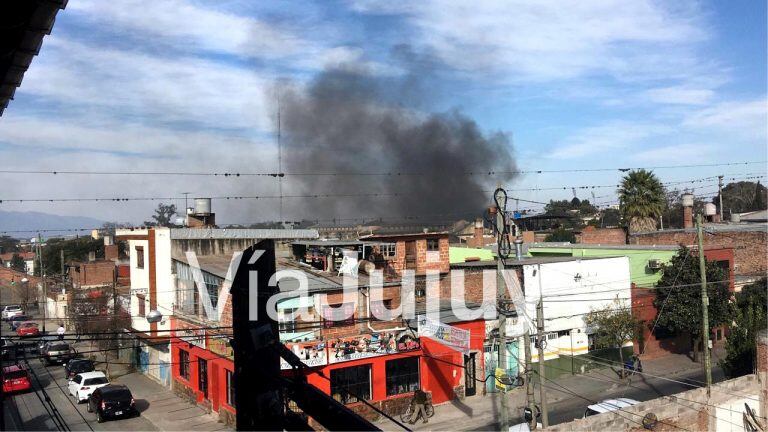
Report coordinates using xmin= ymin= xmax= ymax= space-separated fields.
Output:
xmin=104 ymin=389 xmax=132 ymax=400
xmin=6 ymin=306 xmax=21 ymax=310
xmin=49 ymin=344 xmax=69 ymax=351
xmin=74 ymin=362 xmax=94 ymax=370
xmin=5 ymin=370 xmax=27 ymax=379
xmin=84 ymin=377 xmax=108 ymax=385
xmin=585 ymin=408 xmax=601 ymax=417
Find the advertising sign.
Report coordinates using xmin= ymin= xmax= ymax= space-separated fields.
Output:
xmin=417 ymin=315 xmax=470 ymax=354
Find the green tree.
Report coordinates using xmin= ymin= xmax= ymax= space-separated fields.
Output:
xmin=618 ymin=169 xmax=666 ymax=233
xmin=544 ymin=228 xmax=576 ymax=243
xmin=585 ymin=298 xmax=639 ymax=378
xmin=720 ymin=278 xmax=767 ymax=378
xmin=714 ymin=181 xmax=768 ymax=215
xmin=653 ymin=247 xmax=730 ymax=362
xmin=38 ymin=237 xmax=104 ymax=276
xmin=143 ymin=203 xmax=179 ymax=227
xmin=661 ymin=189 xmax=706 ymax=229
xmin=9 ymin=253 xmax=26 ymax=273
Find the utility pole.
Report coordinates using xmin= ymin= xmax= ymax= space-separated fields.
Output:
xmin=494 ymin=188 xmax=511 ymax=432
xmin=60 ymin=249 xmax=65 ymax=276
xmin=524 ymin=326 xmax=536 ymax=429
xmin=38 ymin=234 xmax=47 ymax=333
xmin=536 ymin=293 xmax=549 ymax=428
xmin=696 ymin=214 xmax=712 ymax=395
xmin=718 ymin=175 xmax=724 ymax=221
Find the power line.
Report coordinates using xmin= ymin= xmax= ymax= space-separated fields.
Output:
xmin=0 ymin=160 xmax=762 ymax=178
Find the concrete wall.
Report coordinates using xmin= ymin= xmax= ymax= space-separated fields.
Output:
xmin=580 ymin=227 xmax=627 ymax=245
xmin=546 ymin=374 xmax=761 ymax=431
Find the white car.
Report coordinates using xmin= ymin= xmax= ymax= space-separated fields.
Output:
xmin=2 ymin=305 xmax=23 ymax=320
xmin=583 ymin=398 xmax=640 ymax=418
xmin=68 ymin=372 xmax=109 ymax=403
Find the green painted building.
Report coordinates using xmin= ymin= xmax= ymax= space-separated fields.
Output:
xmin=449 ymin=246 xmax=495 ymax=264
xmin=527 ymin=244 xmax=679 ymax=287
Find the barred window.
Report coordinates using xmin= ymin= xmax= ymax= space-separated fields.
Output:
xmin=426 ymin=239 xmax=440 ymax=251
xmin=330 ymin=365 xmax=371 ymax=404
xmin=179 ymin=349 xmax=190 ymax=380
xmin=226 ymin=369 xmax=236 ymax=407
xmin=386 ymin=357 xmax=419 ymax=396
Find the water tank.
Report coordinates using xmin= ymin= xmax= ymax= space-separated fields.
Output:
xmin=194 ymin=198 xmax=212 ymax=215
xmin=704 ymin=203 xmax=717 ymax=216
xmin=186 ymin=207 xmax=195 ymax=215
xmin=681 ymin=193 xmax=694 ymax=207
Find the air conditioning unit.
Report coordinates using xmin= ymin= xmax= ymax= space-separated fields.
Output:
xmin=648 ymin=259 xmax=662 ymax=270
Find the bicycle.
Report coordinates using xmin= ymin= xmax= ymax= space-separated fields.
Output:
xmin=400 ymin=401 xmax=435 ymax=423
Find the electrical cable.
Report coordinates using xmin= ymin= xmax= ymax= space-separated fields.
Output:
xmin=37 ymin=360 xmax=95 ymax=431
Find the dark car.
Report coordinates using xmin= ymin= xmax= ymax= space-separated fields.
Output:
xmin=41 ymin=342 xmax=76 ymax=365
xmin=1 ymin=337 xmax=16 ymax=359
xmin=87 ymin=385 xmax=138 ymax=422
xmin=65 ymin=359 xmax=96 ymax=380
xmin=9 ymin=315 xmax=31 ymax=330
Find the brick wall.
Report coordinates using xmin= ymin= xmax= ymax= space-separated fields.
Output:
xmin=630 ymin=229 xmax=767 ymax=276
xmin=580 ymin=227 xmax=627 ymax=245
xmin=68 ymin=261 xmax=115 ymax=288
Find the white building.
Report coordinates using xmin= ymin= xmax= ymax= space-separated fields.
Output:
xmin=115 ymin=227 xmax=318 ymax=385
xmin=453 ymin=255 xmax=632 ymax=372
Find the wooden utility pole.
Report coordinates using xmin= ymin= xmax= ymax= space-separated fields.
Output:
xmin=38 ymin=234 xmax=47 ymax=333
xmin=536 ymin=293 xmax=549 ymax=428
xmin=696 ymin=214 xmax=712 ymax=395
xmin=494 ymin=188 xmax=510 ymax=432
xmin=718 ymin=175 xmax=724 ymax=221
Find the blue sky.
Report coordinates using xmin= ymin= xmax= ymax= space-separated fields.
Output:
xmin=0 ymin=0 xmax=765 ymax=224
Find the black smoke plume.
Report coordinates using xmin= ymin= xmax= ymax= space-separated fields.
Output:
xmin=280 ymin=63 xmax=516 ymax=223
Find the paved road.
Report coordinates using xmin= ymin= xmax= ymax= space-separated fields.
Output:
xmin=4 ymin=356 xmax=158 ymax=431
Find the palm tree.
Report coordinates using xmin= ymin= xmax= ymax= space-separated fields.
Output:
xmin=618 ymin=169 xmax=665 ymax=233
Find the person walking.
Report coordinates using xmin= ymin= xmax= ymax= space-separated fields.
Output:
xmin=57 ymin=324 xmax=65 ymax=340
xmin=410 ymin=388 xmax=429 ymax=424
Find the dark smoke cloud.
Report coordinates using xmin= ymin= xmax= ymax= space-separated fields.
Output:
xmin=280 ymin=59 xmax=517 ymax=222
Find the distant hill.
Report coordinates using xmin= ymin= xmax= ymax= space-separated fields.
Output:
xmin=0 ymin=210 xmax=104 ymax=239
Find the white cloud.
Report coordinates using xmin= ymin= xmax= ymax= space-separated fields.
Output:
xmin=632 ymin=143 xmax=717 ymax=164
xmin=68 ymin=0 xmax=307 ymax=59
xmin=644 ymin=86 xmax=714 ymax=105
xmin=353 ymin=0 xmax=711 ymax=83
xmin=549 ymin=121 xmax=671 ymax=159
xmin=19 ymin=36 xmax=274 ymax=131
xmin=683 ymin=99 xmax=767 ymax=134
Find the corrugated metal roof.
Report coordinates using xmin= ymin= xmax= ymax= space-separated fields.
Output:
xmin=451 ymin=255 xmax=619 ymax=268
xmin=169 ymin=228 xmax=319 ymax=240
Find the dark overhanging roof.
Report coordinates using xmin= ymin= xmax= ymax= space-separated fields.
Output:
xmin=0 ymin=0 xmax=67 ymax=116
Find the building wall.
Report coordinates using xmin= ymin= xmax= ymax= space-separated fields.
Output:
xmin=128 ymin=238 xmax=150 ymax=334
xmin=579 ymin=227 xmax=627 ymax=245
xmin=630 ymin=228 xmax=767 ymax=276
xmin=68 ymin=261 xmax=115 ymax=288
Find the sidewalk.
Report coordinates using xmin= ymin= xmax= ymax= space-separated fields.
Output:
xmin=375 ymin=351 xmax=724 ymax=431
xmin=113 ymin=372 xmax=232 ymax=431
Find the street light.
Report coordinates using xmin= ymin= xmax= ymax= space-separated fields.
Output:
xmin=146 ymin=310 xmax=163 ymax=324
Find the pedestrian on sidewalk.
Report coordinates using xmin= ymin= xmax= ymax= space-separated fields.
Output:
xmin=57 ymin=324 xmax=65 ymax=340
xmin=410 ymin=389 xmax=429 ymax=424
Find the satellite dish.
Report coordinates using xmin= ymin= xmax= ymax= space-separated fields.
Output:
xmin=146 ymin=310 xmax=163 ymax=323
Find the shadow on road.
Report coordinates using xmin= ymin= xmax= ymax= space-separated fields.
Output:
xmin=135 ymin=398 xmax=151 ymax=413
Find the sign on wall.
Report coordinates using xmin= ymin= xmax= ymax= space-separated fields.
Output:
xmin=417 ymin=315 xmax=470 ymax=354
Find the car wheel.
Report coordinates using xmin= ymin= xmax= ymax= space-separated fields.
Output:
xmin=96 ymin=411 xmax=104 ymax=423
xmin=86 ymin=403 xmax=92 ymax=413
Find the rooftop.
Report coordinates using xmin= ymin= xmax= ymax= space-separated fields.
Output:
xmin=117 ymin=227 xmax=319 ymax=240
xmin=631 ymin=222 xmax=767 ymax=236
xmin=528 ymin=243 xmax=679 ymax=251
xmin=360 ymin=231 xmax=449 ymax=240
xmin=451 ymin=255 xmax=614 ymax=268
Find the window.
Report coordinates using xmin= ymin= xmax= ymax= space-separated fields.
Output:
xmin=386 ymin=357 xmax=420 ymax=396
xmin=179 ymin=349 xmax=190 ymax=380
xmin=426 ymin=239 xmax=440 ymax=251
xmin=380 ymin=243 xmax=396 ymax=258
xmin=137 ymin=294 xmax=145 ymax=317
xmin=135 ymin=246 xmax=144 ymax=269
xmin=279 ymin=308 xmax=297 ymax=332
xmin=226 ymin=369 xmax=236 ymax=407
xmin=198 ymin=358 xmax=208 ymax=399
xmin=330 ymin=365 xmax=371 ymax=404
xmin=547 ymin=333 xmax=558 ymax=340
xmin=323 ymin=303 xmax=355 ymax=328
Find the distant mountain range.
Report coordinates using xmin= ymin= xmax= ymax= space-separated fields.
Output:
xmin=0 ymin=210 xmax=104 ymax=239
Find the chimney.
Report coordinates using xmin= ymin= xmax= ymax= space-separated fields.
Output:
xmin=682 ymin=193 xmax=694 ymax=229
xmin=514 ymin=237 xmax=524 ymax=261
xmin=472 ymin=218 xmax=484 ymax=247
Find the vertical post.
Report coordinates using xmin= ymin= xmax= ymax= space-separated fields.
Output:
xmin=497 ymin=260 xmax=510 ymax=431
xmin=537 ymin=292 xmax=549 ymax=428
xmin=60 ymin=249 xmax=65 ymax=276
xmin=524 ymin=328 xmax=536 ymax=429
xmin=696 ymin=214 xmax=712 ymax=395
xmin=38 ymin=234 xmax=47 ymax=333
xmin=718 ymin=175 xmax=724 ymax=221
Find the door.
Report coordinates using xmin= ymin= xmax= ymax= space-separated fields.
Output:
xmin=138 ymin=350 xmax=149 ymax=373
xmin=159 ymin=360 xmax=170 ymax=386
xmin=464 ymin=353 xmax=477 ymax=397
xmin=198 ymin=358 xmax=208 ymax=399
xmin=405 ymin=241 xmax=417 ymax=270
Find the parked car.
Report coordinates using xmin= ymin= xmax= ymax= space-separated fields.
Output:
xmin=583 ymin=398 xmax=640 ymax=418
xmin=1 ymin=337 xmax=16 ymax=359
xmin=41 ymin=342 xmax=77 ymax=365
xmin=9 ymin=315 xmax=31 ymax=330
xmin=65 ymin=359 xmax=96 ymax=380
xmin=87 ymin=385 xmax=138 ymax=422
xmin=1 ymin=305 xmax=23 ymax=320
xmin=37 ymin=335 xmax=57 ymax=353
xmin=68 ymin=371 xmax=110 ymax=403
xmin=2 ymin=365 xmax=31 ymax=394
xmin=16 ymin=321 xmax=40 ymax=337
